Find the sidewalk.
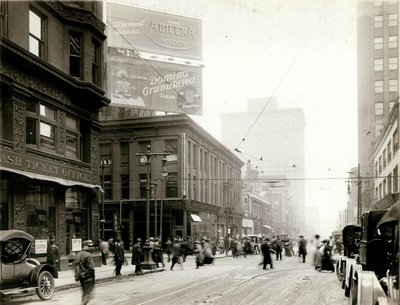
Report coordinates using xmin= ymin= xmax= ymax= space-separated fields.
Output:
xmin=55 ymin=252 xmax=231 ymax=291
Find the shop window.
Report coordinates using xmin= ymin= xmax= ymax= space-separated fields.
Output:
xmin=175 ymin=209 xmax=183 ymax=226
xmin=69 ymin=31 xmax=82 ymax=78
xmin=166 ymin=173 xmax=178 ymax=198
xmin=25 ymin=184 xmax=56 ymax=239
xmin=65 ymin=187 xmax=89 ymax=254
xmin=29 ymin=8 xmax=46 ymax=58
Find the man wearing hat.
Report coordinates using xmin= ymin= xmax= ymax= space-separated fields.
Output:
xmin=46 ymin=235 xmax=60 ymax=275
xmin=113 ymin=238 xmax=125 ymax=276
xmin=72 ymin=240 xmax=95 ymax=305
xmin=131 ymin=238 xmax=143 ymax=275
xmin=298 ymin=235 xmax=307 ymax=263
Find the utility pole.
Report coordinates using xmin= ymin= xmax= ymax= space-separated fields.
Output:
xmin=357 ymin=163 xmax=362 ymax=225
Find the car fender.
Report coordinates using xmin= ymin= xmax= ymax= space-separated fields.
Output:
xmin=345 ymin=257 xmax=359 ymax=289
xmin=28 ymin=264 xmax=58 ymax=285
xmin=353 ymin=270 xmax=387 ymax=305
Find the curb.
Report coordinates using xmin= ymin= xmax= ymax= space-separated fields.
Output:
xmin=55 ymin=268 xmax=165 ymax=292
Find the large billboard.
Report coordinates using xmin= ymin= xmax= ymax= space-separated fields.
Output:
xmin=107 ymin=3 xmax=202 ymax=61
xmin=108 ymin=53 xmax=202 ymax=115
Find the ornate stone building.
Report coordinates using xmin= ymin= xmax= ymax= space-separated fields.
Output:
xmin=0 ymin=1 xmax=109 ymax=267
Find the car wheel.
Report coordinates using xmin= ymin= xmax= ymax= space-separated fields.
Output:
xmin=350 ymin=277 xmax=358 ymax=305
xmin=36 ymin=271 xmax=55 ymax=300
xmin=336 ymin=261 xmax=343 ymax=281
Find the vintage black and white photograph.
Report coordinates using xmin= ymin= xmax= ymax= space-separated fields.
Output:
xmin=0 ymin=0 xmax=399 ymax=304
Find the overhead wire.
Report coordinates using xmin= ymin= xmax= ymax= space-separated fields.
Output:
xmin=234 ymin=38 xmax=308 ymax=151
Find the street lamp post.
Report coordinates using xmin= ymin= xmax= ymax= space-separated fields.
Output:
xmin=151 ymin=181 xmax=158 ymax=238
xmin=100 ymin=160 xmax=109 ymax=240
xmin=136 ymin=145 xmax=169 ymax=270
xmin=159 ymin=154 xmax=168 ymax=243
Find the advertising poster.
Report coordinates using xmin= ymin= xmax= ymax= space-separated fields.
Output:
xmin=107 ymin=3 xmax=202 ymax=61
xmin=108 ymin=54 xmax=202 ymax=115
xmin=71 ymin=239 xmax=82 ymax=252
xmin=34 ymin=239 xmax=48 ymax=254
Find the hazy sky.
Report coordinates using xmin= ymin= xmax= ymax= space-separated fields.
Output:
xmin=107 ymin=0 xmax=358 ymax=237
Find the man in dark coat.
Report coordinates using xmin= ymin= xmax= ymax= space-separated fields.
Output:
xmin=131 ymin=238 xmax=143 ymax=275
xmin=47 ymin=235 xmax=60 ymax=275
xmin=261 ymin=238 xmax=274 ymax=269
xmin=72 ymin=240 xmax=95 ymax=305
xmin=113 ymin=238 xmax=124 ymax=276
xmin=170 ymin=238 xmax=182 ymax=271
xmin=298 ymin=235 xmax=308 ymax=263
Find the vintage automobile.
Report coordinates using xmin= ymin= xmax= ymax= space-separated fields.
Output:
xmin=0 ymin=230 xmax=58 ymax=300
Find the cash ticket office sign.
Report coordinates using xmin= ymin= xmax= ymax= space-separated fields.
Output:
xmin=107 ymin=3 xmax=202 ymax=60
xmin=108 ymin=54 xmax=202 ymax=115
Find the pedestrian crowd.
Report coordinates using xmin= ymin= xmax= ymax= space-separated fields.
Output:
xmin=64 ymin=233 xmax=336 ymax=305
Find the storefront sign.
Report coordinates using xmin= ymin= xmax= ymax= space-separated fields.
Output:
xmin=34 ymin=239 xmax=48 ymax=254
xmin=0 ymin=150 xmax=92 ymax=184
xmin=71 ymin=239 xmax=82 ymax=252
xmin=107 ymin=3 xmax=202 ymax=60
xmin=108 ymin=54 xmax=202 ymax=115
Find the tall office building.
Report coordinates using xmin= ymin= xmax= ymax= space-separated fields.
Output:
xmin=220 ymin=97 xmax=305 ymax=234
xmin=357 ymin=0 xmax=400 ymax=209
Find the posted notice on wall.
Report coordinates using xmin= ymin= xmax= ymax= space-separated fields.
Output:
xmin=35 ymin=239 xmax=48 ymax=254
xmin=72 ymin=239 xmax=82 ymax=252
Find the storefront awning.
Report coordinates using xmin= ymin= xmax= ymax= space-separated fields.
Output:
xmin=0 ymin=166 xmax=102 ymax=191
xmin=263 ymin=225 xmax=272 ymax=230
xmin=191 ymin=214 xmax=202 ymax=222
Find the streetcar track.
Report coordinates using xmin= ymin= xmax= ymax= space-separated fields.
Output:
xmin=132 ymin=257 xmax=294 ymax=305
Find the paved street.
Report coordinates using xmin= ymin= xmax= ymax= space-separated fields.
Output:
xmin=3 ymin=254 xmax=348 ymax=305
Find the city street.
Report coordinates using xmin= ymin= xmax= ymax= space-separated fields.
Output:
xmin=4 ymin=254 xmax=347 ymax=305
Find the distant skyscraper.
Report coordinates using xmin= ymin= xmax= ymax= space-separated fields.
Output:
xmin=220 ymin=97 xmax=305 ymax=233
xmin=357 ymin=1 xmax=400 ymax=209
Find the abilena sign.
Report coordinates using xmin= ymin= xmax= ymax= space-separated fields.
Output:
xmin=108 ymin=54 xmax=202 ymax=115
xmin=107 ymin=3 xmax=202 ymax=61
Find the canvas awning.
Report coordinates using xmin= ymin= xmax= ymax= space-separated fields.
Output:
xmin=0 ymin=166 xmax=102 ymax=191
xmin=263 ymin=225 xmax=272 ymax=230
xmin=191 ymin=214 xmax=202 ymax=222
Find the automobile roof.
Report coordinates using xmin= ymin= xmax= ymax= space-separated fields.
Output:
xmin=0 ymin=230 xmax=34 ymax=242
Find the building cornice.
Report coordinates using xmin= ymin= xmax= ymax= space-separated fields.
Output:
xmin=39 ymin=0 xmax=106 ymax=39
